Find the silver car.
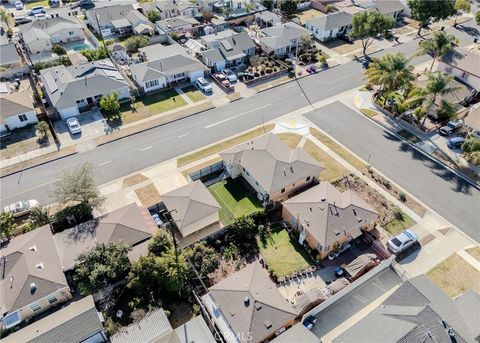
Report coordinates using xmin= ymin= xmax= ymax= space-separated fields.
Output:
xmin=3 ymin=200 xmax=39 ymax=217
xmin=387 ymin=229 xmax=418 ymax=254
xmin=66 ymin=117 xmax=82 ymax=134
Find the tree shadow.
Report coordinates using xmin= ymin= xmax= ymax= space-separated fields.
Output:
xmin=455 ymin=25 xmax=480 ymax=37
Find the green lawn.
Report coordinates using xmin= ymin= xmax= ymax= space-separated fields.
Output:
xmin=258 ymin=229 xmax=313 ymax=278
xmin=181 ymin=85 xmax=206 ymax=103
xmin=207 ymin=178 xmax=264 ymax=225
xmin=25 ymin=0 xmax=49 ymax=9
xmin=383 ymin=211 xmax=416 ymax=235
xmin=303 ymin=139 xmax=347 ymax=182
xmin=142 ymin=89 xmax=186 ymax=113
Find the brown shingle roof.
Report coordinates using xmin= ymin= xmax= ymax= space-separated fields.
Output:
xmin=209 ymin=261 xmax=297 ymax=343
xmin=283 ymin=183 xmax=378 ymax=249
xmin=0 ymin=226 xmax=68 ymax=316
xmin=220 ymin=133 xmax=323 ymax=195
xmin=53 ymin=203 xmax=157 ymax=271
xmin=0 ymin=91 xmax=34 ymax=122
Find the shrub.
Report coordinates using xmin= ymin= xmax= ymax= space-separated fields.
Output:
xmin=36 ymin=121 xmax=50 ymax=138
xmin=266 ymin=68 xmax=272 ymax=74
xmin=466 ymin=151 xmax=480 ymax=166
xmin=33 ymin=56 xmax=71 ymax=72
xmin=399 ymin=192 xmax=407 ymax=202
xmin=124 ymin=35 xmax=149 ymax=53
xmin=81 ymin=46 xmax=109 ymax=61
xmin=52 ymin=44 xmax=66 ymax=55
xmin=461 ymin=137 xmax=480 ymax=154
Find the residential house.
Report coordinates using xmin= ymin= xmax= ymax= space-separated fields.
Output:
xmin=155 ymin=16 xmax=200 ymax=34
xmin=272 ymin=323 xmax=320 ymax=343
xmin=201 ymin=31 xmax=256 ymax=71
xmin=220 ymin=133 xmax=323 ymax=203
xmin=202 ymin=261 xmax=298 ymax=343
xmin=19 ymin=17 xmax=84 ymax=54
xmin=255 ymin=11 xmax=283 ymax=28
xmin=86 ymin=5 xmax=154 ymax=38
xmin=259 ymin=22 xmax=311 ymax=56
xmin=112 ymin=307 xmax=215 ymax=343
xmin=0 ymin=43 xmax=21 ymax=70
xmin=2 ymin=296 xmax=107 ymax=343
xmin=334 ymin=275 xmax=480 ymax=343
xmin=130 ymin=52 xmax=206 ymax=92
xmin=162 ymin=180 xmax=221 ymax=245
xmin=0 ymin=91 xmax=37 ymax=134
xmin=437 ymin=48 xmax=480 ymax=92
xmin=358 ymin=0 xmax=404 ymax=19
xmin=53 ymin=203 xmax=158 ymax=271
xmin=177 ymin=2 xmax=200 ymax=17
xmin=305 ymin=11 xmax=353 ymax=42
xmin=141 ymin=0 xmax=179 ymax=20
xmin=40 ymin=59 xmax=130 ymax=119
xmin=465 ymin=103 xmax=480 ymax=137
xmin=0 ymin=226 xmax=72 ymax=331
xmin=282 ymin=183 xmax=378 ymax=260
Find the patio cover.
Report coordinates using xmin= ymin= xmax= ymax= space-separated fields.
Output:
xmin=344 ymin=253 xmax=378 ymax=280
xmin=293 ymin=288 xmax=326 ymax=315
xmin=112 ymin=18 xmax=131 ymax=29
xmin=325 ymin=278 xmax=350 ymax=296
xmin=134 ymin=23 xmax=154 ymax=35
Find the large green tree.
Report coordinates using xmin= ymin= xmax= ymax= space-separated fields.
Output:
xmin=406 ymin=72 xmax=460 ymax=127
xmin=0 ymin=212 xmax=15 ymax=241
xmin=416 ymin=31 xmax=459 ymax=71
xmin=148 ymin=230 xmax=173 ymax=256
xmin=184 ymin=242 xmax=219 ymax=276
xmin=147 ymin=10 xmax=161 ymax=23
xmin=99 ymin=92 xmax=120 ymax=114
xmin=349 ymin=11 xmax=395 ymax=55
xmin=453 ymin=0 xmax=470 ymax=26
xmin=365 ymin=52 xmax=415 ymax=94
xmin=52 ymin=162 xmax=105 ymax=209
xmin=28 ymin=206 xmax=51 ymax=231
xmin=75 ymin=242 xmax=131 ymax=295
xmin=124 ymin=35 xmax=149 ymax=53
xmin=280 ymin=0 xmax=298 ymax=19
xmin=408 ymin=0 xmax=456 ymax=35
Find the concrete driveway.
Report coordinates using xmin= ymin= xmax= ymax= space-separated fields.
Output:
xmin=53 ymin=110 xmax=108 ymax=147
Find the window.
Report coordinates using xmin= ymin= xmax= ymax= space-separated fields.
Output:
xmin=461 ymin=72 xmax=469 ymax=80
xmin=47 ymin=295 xmax=57 ymax=304
xmin=18 ymin=114 xmax=28 ymax=122
xmin=69 ymin=31 xmax=74 ymax=35
xmin=29 ymin=303 xmax=41 ymax=312
xmin=281 ymin=188 xmax=285 ymax=193
xmin=306 ymin=176 xmax=311 ymax=182
xmin=146 ymin=79 xmax=159 ymax=89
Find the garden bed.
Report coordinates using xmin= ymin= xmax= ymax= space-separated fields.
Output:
xmin=241 ymin=55 xmax=288 ymax=84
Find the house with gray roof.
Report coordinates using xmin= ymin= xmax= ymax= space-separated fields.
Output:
xmin=155 ymin=16 xmax=200 ymax=34
xmin=201 ymin=31 xmax=256 ymax=71
xmin=272 ymin=322 xmax=320 ymax=343
xmin=255 ymin=11 xmax=282 ymax=28
xmin=0 ymin=43 xmax=21 ymax=70
xmin=202 ymin=261 xmax=298 ymax=343
xmin=111 ymin=307 xmax=215 ymax=343
xmin=358 ymin=0 xmax=405 ymax=19
xmin=259 ymin=22 xmax=311 ymax=57
xmin=130 ymin=52 xmax=206 ymax=93
xmin=162 ymin=180 xmax=221 ymax=242
xmin=86 ymin=4 xmax=154 ymax=38
xmin=333 ymin=275 xmax=480 ymax=343
xmin=53 ymin=203 xmax=158 ymax=271
xmin=2 ymin=295 xmax=107 ymax=343
xmin=0 ymin=90 xmax=37 ymax=134
xmin=438 ymin=48 xmax=480 ymax=91
xmin=282 ymin=182 xmax=378 ymax=260
xmin=19 ymin=17 xmax=84 ymax=54
xmin=0 ymin=225 xmax=72 ymax=331
xmin=141 ymin=0 xmax=179 ymax=20
xmin=220 ymin=133 xmax=323 ymax=204
xmin=305 ymin=11 xmax=354 ymax=42
xmin=40 ymin=59 xmax=130 ymax=119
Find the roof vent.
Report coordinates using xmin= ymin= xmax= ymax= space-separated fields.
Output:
xmin=448 ymin=329 xmax=455 ymax=337
xmin=283 ymin=169 xmax=287 ymax=176
xmin=29 ymin=245 xmax=37 ymax=252
xmin=264 ymin=320 xmax=272 ymax=329
xmin=30 ymin=282 xmax=37 ymax=293
xmin=309 ymin=207 xmax=312 ymax=212
xmin=357 ymin=217 xmax=362 ymax=222
xmin=290 ymin=166 xmax=294 ymax=173
xmin=352 ymin=207 xmax=357 ymax=215
xmin=244 ymin=296 xmax=250 ymax=306
xmin=334 ymin=229 xmax=340 ymax=236
xmin=321 ymin=197 xmax=326 ymax=202
xmin=254 ymin=302 xmax=263 ymax=311
xmin=35 ymin=263 xmax=44 ymax=269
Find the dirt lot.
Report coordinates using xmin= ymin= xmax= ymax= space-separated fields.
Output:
xmin=295 ymin=9 xmax=325 ymax=24
xmin=1 ymin=124 xmax=54 ymax=161
xmin=427 ymin=253 xmax=480 ymax=298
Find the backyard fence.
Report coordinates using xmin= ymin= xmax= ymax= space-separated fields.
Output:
xmin=189 ymin=161 xmax=224 ymax=181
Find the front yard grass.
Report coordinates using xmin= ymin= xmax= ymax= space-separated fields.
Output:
xmin=181 ymin=85 xmax=205 ymax=103
xmin=276 ymin=133 xmax=302 ymax=148
xmin=427 ymin=253 xmax=480 ymax=298
xmin=310 ymin=128 xmax=366 ymax=171
xmin=207 ymin=178 xmax=263 ymax=226
xmin=466 ymin=246 xmax=480 ymax=262
xmin=177 ymin=124 xmax=275 ymax=167
xmin=258 ymin=229 xmax=313 ymax=278
xmin=25 ymin=0 xmax=49 ymax=8
xmin=360 ymin=108 xmax=378 ymax=118
xmin=303 ymin=139 xmax=347 ymax=182
xmin=383 ymin=211 xmax=416 ymax=235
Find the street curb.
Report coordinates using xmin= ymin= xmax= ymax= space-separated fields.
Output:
xmin=96 ymin=104 xmax=216 ymax=147
xmin=0 ymin=151 xmax=78 ymax=178
xmin=358 ymin=107 xmax=480 ymax=191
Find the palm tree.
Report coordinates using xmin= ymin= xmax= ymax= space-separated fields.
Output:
xmin=416 ymin=31 xmax=459 ymax=72
xmin=406 ymin=72 xmax=460 ymax=127
xmin=365 ymin=52 xmax=415 ymax=95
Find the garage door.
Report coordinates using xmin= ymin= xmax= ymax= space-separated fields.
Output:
xmin=188 ymin=70 xmax=204 ymax=82
xmin=60 ymin=106 xmax=80 ymax=119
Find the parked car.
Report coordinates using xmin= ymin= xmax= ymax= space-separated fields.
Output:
xmin=66 ymin=117 xmax=82 ymax=134
xmin=49 ymin=0 xmax=60 ymax=7
xmin=34 ymin=13 xmax=49 ymax=20
xmin=196 ymin=77 xmax=212 ymax=94
xmin=447 ymin=136 xmax=466 ymax=149
xmin=222 ymin=68 xmax=238 ymax=82
xmin=14 ymin=16 xmax=32 ymax=25
xmin=215 ymin=73 xmax=232 ymax=89
xmin=70 ymin=0 xmax=93 ymax=9
xmin=15 ymin=1 xmax=24 ymax=10
xmin=439 ymin=119 xmax=464 ymax=136
xmin=28 ymin=6 xmax=46 ymax=15
xmin=387 ymin=229 xmax=418 ymax=254
xmin=3 ymin=200 xmax=39 ymax=217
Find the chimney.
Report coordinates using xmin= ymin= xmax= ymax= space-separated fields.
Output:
xmin=243 ymin=296 xmax=250 ymax=306
xmin=30 ymin=282 xmax=37 ymax=294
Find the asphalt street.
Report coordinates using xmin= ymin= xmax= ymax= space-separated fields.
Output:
xmin=1 ymin=23 xmax=479 ymax=240
xmin=305 ymin=102 xmax=480 ymax=242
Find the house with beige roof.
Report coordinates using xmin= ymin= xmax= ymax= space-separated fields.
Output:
xmin=202 ymin=261 xmax=298 ymax=343
xmin=0 ymin=226 xmax=72 ymax=331
xmin=53 ymin=203 xmax=157 ymax=271
xmin=0 ymin=90 xmax=37 ymax=134
xmin=282 ymin=182 xmax=378 ymax=260
xmin=437 ymin=48 xmax=480 ymax=91
xmin=220 ymin=133 xmax=323 ymax=204
xmin=162 ymin=180 xmax=221 ymax=244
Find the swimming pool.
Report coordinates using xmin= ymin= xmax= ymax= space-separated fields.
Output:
xmin=72 ymin=43 xmax=93 ymax=52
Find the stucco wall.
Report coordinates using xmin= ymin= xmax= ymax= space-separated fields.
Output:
xmin=180 ymin=212 xmax=219 ymax=237
xmin=5 ymin=110 xmax=37 ymax=130
xmin=17 ymin=287 xmax=72 ymax=324
xmin=437 ymin=61 xmax=480 ymax=91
